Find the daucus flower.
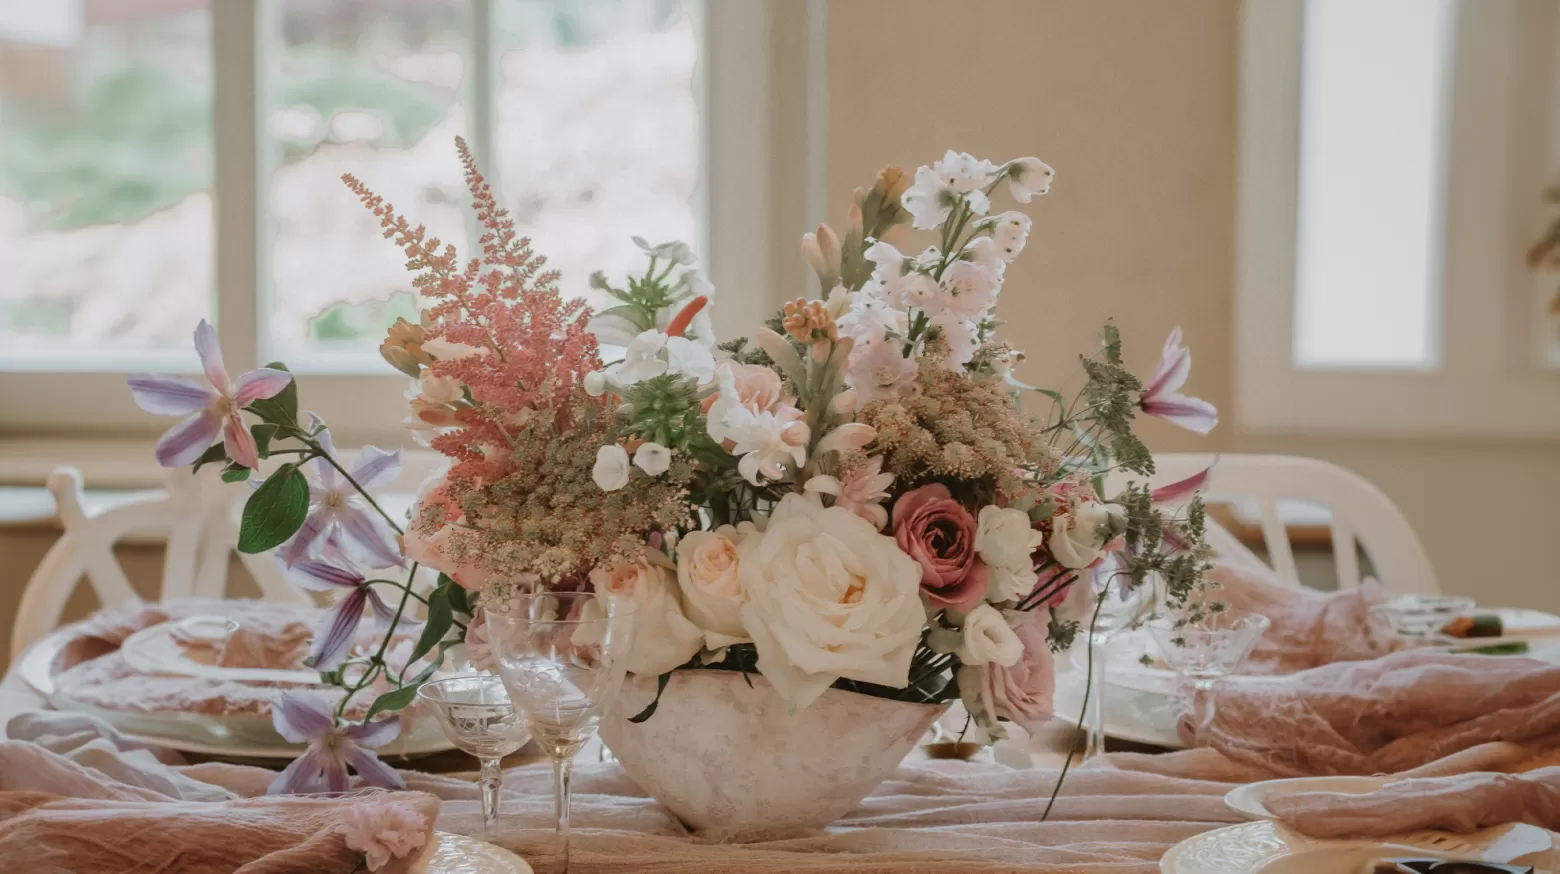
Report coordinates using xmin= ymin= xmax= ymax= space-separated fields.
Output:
xmin=268 ymin=691 xmax=404 ymax=794
xmin=285 ymin=559 xmax=396 ymax=671
xmin=128 ymin=320 xmax=293 ymax=469
xmin=1139 ymin=327 xmax=1219 ymax=435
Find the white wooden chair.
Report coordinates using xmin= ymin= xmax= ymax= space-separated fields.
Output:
xmin=11 ymin=449 xmax=447 ymax=661
xmin=1134 ymin=453 xmax=1439 ymax=595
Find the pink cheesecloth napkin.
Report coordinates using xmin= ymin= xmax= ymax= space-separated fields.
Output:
xmin=1268 ymin=767 xmax=1560 ymax=839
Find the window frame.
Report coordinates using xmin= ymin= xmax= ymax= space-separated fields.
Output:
xmin=0 ymin=0 xmax=805 ymax=452
xmin=1236 ymin=0 xmax=1560 ymax=439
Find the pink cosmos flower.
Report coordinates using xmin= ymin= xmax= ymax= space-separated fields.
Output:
xmin=1139 ymin=327 xmax=1218 ymax=435
xmin=267 ymin=690 xmax=404 ymax=794
xmin=278 ymin=419 xmax=403 ymax=569
xmin=892 ymin=484 xmax=987 ymax=610
xmin=339 ymin=801 xmax=429 ymax=871
xmin=285 ymin=559 xmax=398 ymax=671
xmin=128 ymin=320 xmax=293 ymax=468
xmin=804 ymin=454 xmax=895 ymax=530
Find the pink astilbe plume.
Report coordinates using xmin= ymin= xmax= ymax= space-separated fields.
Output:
xmin=342 ymin=137 xmax=602 ymax=485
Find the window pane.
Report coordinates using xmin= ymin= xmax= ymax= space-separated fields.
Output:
xmin=1292 ymin=0 xmax=1453 ymax=369
xmin=493 ymin=0 xmax=701 ymax=315
xmin=0 ymin=0 xmax=212 ymax=369
xmin=265 ymin=0 xmax=471 ymax=369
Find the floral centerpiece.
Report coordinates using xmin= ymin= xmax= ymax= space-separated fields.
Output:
xmin=127 ymin=139 xmax=1217 ymax=819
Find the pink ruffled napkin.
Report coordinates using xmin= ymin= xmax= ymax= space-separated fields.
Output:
xmin=0 ymin=742 xmax=440 ymax=873
xmin=1269 ymin=767 xmax=1560 ymax=839
xmin=1205 ymin=562 xmax=1407 ymax=674
xmin=1176 ymin=649 xmax=1560 ymax=777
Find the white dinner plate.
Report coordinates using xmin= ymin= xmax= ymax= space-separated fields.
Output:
xmin=1161 ymin=820 xmax=1555 ymax=874
xmin=416 ymin=832 xmax=532 ymax=874
xmin=1224 ymin=775 xmax=1391 ymax=821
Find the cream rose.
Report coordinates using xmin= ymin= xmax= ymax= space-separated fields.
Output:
xmin=1049 ymin=501 xmax=1125 ymax=569
xmin=738 ymin=494 xmax=925 ymax=709
xmin=675 ymin=524 xmax=757 ymax=647
xmin=588 ymin=556 xmax=703 ymax=676
xmin=955 ymin=603 xmax=1023 ymax=667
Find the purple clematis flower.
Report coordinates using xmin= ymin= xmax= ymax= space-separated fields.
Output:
xmin=1139 ymin=327 xmax=1219 ymax=436
xmin=278 ymin=419 xmax=403 ymax=569
xmin=267 ymin=690 xmax=404 ymax=794
xmin=287 ymin=559 xmax=397 ymax=671
xmin=128 ymin=320 xmax=293 ymax=469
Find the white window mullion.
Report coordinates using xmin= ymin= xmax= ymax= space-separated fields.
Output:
xmin=211 ymin=0 xmax=266 ymax=371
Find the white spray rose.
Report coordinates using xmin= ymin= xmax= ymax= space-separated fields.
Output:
xmin=587 ymin=557 xmax=703 ymax=676
xmin=1049 ymin=501 xmax=1126 ymax=569
xmin=675 ymin=524 xmax=757 ymax=647
xmin=737 ymin=494 xmax=925 ymax=709
xmin=956 ymin=603 xmax=1024 ymax=667
xmin=592 ymin=444 xmax=631 ymax=492
xmin=975 ymin=505 xmax=1045 ymax=571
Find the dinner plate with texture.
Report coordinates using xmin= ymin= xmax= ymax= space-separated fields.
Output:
xmin=1160 ymin=820 xmax=1555 ymax=874
xmin=415 ymin=832 xmax=532 ymax=874
xmin=1224 ymin=775 xmax=1392 ymax=821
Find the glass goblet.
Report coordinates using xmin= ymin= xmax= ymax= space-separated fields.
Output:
xmin=1146 ymin=609 xmax=1271 ymax=734
xmin=486 ymin=592 xmax=636 ymax=874
xmin=417 ymin=675 xmax=531 ymax=838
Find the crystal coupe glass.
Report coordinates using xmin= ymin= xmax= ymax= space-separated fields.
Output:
xmin=1146 ymin=610 xmax=1270 ymax=733
xmin=486 ymin=592 xmax=636 ymax=873
xmin=417 ymin=675 xmax=531 ymax=838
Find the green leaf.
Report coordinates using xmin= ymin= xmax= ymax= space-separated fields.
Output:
xmin=220 ymin=464 xmax=250 ymax=483
xmin=251 ymin=423 xmax=279 ymax=459
xmin=439 ymin=575 xmax=471 ymax=616
xmin=627 ymin=672 xmax=673 ymax=724
xmin=595 ymin=304 xmax=652 ymax=332
xmin=407 ymin=583 xmax=454 ymax=667
xmin=363 ymin=684 xmax=420 ymax=721
xmin=245 ymin=363 xmax=298 ymax=428
xmin=1028 ymin=386 xmax=1066 ymax=405
xmin=191 ymin=442 xmax=230 ymax=473
xmin=237 ymin=463 xmax=309 ymax=553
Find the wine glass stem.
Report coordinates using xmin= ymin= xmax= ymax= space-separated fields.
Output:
xmin=1193 ymin=678 xmax=1217 ymax=734
xmin=554 ymin=754 xmax=574 ymax=873
xmin=1086 ymin=638 xmax=1107 ymax=759
xmin=478 ymin=756 xmax=502 ymax=838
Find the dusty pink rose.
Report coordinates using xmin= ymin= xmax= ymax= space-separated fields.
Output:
xmin=891 ymin=484 xmax=987 ymax=610
xmin=978 ymin=608 xmax=1055 ymax=745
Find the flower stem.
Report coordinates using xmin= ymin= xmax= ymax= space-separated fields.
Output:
xmin=1040 ymin=587 xmax=1108 ymax=822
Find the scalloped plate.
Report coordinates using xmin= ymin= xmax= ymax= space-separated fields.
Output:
xmin=1160 ymin=820 xmax=1555 ymax=873
xmin=417 ymin=832 xmax=532 ymax=874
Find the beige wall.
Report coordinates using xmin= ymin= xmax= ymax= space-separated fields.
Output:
xmin=825 ymin=0 xmax=1560 ymax=611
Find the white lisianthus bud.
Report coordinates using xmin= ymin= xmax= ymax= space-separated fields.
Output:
xmin=592 ymin=444 xmax=632 ymax=492
xmin=633 ymin=441 xmax=672 ymax=476
xmin=583 ymin=370 xmax=608 ymax=397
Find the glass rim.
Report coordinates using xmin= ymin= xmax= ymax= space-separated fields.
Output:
xmin=483 ymin=590 xmax=638 ymax=624
xmin=1144 ymin=610 xmax=1272 ymax=632
xmin=415 ymin=675 xmax=512 ymax=707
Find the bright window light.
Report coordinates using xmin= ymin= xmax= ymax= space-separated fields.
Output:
xmin=1292 ymin=0 xmax=1455 ymax=369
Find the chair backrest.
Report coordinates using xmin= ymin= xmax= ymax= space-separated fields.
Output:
xmin=1130 ymin=453 xmax=1438 ymax=595
xmin=11 ymin=466 xmax=310 ymax=660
